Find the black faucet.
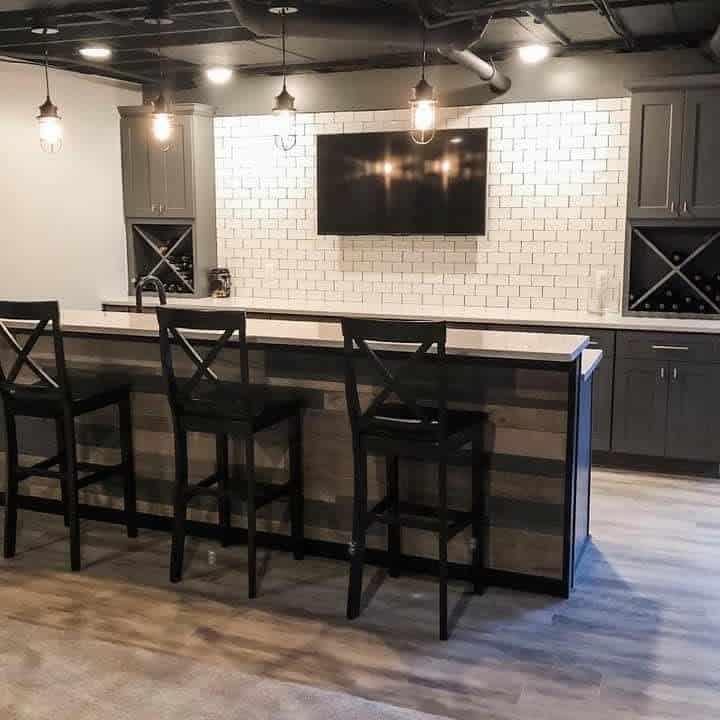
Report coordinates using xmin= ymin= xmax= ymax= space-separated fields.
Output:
xmin=135 ymin=275 xmax=167 ymax=313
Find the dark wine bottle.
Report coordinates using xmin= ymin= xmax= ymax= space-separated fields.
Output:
xmin=671 ymin=250 xmax=684 ymax=264
xmin=664 ymin=288 xmax=674 ymax=299
xmin=642 ymin=301 xmax=653 ymax=312
xmin=657 ymin=302 xmax=667 ymax=312
xmin=693 ymin=273 xmax=704 ymax=285
xmin=698 ymin=302 xmax=708 ymax=313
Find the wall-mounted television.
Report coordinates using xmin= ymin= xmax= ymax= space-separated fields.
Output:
xmin=316 ymin=128 xmax=488 ymax=236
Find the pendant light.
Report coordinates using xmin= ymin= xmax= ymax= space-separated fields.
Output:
xmin=152 ymin=57 xmax=174 ymax=150
xmin=271 ymin=7 xmax=297 ymax=152
xmin=37 ymin=52 xmax=62 ymax=154
xmin=410 ymin=28 xmax=437 ymax=145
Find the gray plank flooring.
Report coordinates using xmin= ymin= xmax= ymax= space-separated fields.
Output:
xmin=1 ymin=467 xmax=719 ymax=719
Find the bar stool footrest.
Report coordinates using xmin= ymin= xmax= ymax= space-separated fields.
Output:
xmin=367 ymin=498 xmax=473 ymax=538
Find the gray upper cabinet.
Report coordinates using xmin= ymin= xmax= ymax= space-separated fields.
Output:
xmin=120 ymin=106 xmax=203 ymax=219
xmin=628 ymin=91 xmax=684 ymax=220
xmin=628 ymin=80 xmax=720 ymax=221
xmin=679 ymin=90 xmax=720 ymax=219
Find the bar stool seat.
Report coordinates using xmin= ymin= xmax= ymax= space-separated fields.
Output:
xmin=1 ymin=301 xmax=137 ymax=572
xmin=157 ymin=307 xmax=305 ymax=599
xmin=177 ymin=382 xmax=303 ymax=432
xmin=362 ymin=402 xmax=481 ymax=455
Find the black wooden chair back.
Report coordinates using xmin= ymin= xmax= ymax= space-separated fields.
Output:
xmin=0 ymin=300 xmax=68 ymax=402
xmin=341 ymin=317 xmax=448 ymax=444
xmin=156 ymin=306 xmax=249 ymax=414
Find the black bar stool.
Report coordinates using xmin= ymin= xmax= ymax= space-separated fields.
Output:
xmin=156 ymin=307 xmax=304 ymax=598
xmin=341 ymin=317 xmax=488 ymax=640
xmin=0 ymin=300 xmax=137 ymax=571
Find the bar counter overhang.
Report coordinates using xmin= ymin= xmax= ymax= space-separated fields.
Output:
xmin=0 ymin=310 xmax=601 ymax=598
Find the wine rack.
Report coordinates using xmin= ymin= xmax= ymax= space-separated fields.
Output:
xmin=625 ymin=223 xmax=720 ymax=318
xmin=130 ymin=223 xmax=195 ymax=295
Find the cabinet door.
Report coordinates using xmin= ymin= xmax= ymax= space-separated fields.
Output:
xmin=591 ymin=351 xmax=613 ymax=452
xmin=158 ymin=116 xmax=195 ymax=218
xmin=666 ymin=363 xmax=720 ymax=461
xmin=627 ymin=91 xmax=684 ymax=220
xmin=611 ymin=359 xmax=668 ymax=456
xmin=679 ymin=89 xmax=720 ymax=219
xmin=121 ymin=118 xmax=154 ymax=217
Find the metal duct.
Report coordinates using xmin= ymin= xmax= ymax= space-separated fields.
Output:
xmin=705 ymin=24 xmax=720 ymax=62
xmin=227 ymin=0 xmax=511 ymax=93
xmin=437 ymin=45 xmax=511 ymax=94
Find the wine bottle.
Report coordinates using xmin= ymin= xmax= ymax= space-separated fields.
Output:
xmin=658 ymin=302 xmax=667 ymax=312
xmin=671 ymin=250 xmax=684 ymax=264
xmin=693 ymin=273 xmax=704 ymax=285
xmin=642 ymin=301 xmax=653 ymax=312
xmin=698 ymin=302 xmax=708 ymax=313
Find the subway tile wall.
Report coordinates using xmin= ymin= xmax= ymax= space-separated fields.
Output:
xmin=214 ymin=97 xmax=630 ymax=311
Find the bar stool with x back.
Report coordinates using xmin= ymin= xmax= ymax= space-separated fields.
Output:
xmin=156 ymin=307 xmax=304 ymax=598
xmin=0 ymin=301 xmax=137 ymax=571
xmin=342 ymin=317 xmax=488 ymax=640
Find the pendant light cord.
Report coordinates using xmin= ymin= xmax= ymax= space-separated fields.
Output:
xmin=281 ymin=10 xmax=287 ymax=90
xmin=421 ymin=24 xmax=426 ymax=81
xmin=44 ymin=49 xmax=50 ymax=98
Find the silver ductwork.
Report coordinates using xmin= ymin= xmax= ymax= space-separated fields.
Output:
xmin=227 ymin=0 xmax=510 ymax=92
xmin=705 ymin=24 xmax=720 ymax=62
xmin=437 ymin=45 xmax=511 ymax=94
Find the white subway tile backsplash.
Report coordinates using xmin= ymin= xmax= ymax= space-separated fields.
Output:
xmin=214 ymin=98 xmax=628 ymax=311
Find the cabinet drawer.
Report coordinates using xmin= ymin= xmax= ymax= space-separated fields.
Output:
xmin=617 ymin=331 xmax=720 ymax=362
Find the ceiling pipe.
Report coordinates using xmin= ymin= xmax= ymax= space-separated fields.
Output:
xmin=703 ymin=23 xmax=720 ymax=62
xmin=437 ymin=44 xmax=511 ymax=93
xmin=226 ymin=0 xmax=510 ymax=93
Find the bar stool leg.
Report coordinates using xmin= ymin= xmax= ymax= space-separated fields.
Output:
xmin=472 ymin=436 xmax=486 ymax=595
xmin=386 ymin=455 xmax=400 ymax=578
xmin=119 ymin=396 xmax=138 ymax=539
xmin=3 ymin=412 xmax=19 ymax=559
xmin=216 ymin=434 xmax=231 ymax=548
xmin=62 ymin=411 xmax=81 ymax=572
xmin=438 ymin=459 xmax=449 ymax=641
xmin=55 ymin=418 xmax=70 ymax=528
xmin=170 ymin=427 xmax=189 ymax=583
xmin=245 ymin=434 xmax=257 ymax=599
xmin=289 ymin=413 xmax=304 ymax=561
xmin=347 ymin=442 xmax=367 ymax=620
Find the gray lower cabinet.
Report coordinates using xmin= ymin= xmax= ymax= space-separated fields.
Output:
xmin=589 ymin=347 xmax=613 ymax=452
xmin=665 ymin=363 xmax=720 ymax=461
xmin=612 ymin=331 xmax=720 ymax=461
xmin=612 ymin=358 xmax=668 ymax=456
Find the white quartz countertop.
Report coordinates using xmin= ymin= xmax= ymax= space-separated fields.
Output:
xmin=103 ymin=296 xmax=720 ymax=335
xmin=7 ymin=310 xmax=590 ymax=363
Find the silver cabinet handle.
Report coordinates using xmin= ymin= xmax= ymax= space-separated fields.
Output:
xmin=652 ymin=345 xmax=689 ymax=351
xmin=660 ymin=367 xmax=665 ymax=380
xmin=670 ymin=201 xmax=676 ymax=214
xmin=683 ymin=200 xmax=689 ymax=214
xmin=672 ymin=367 xmax=678 ymax=381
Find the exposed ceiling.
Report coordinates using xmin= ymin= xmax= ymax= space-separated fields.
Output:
xmin=1 ymin=0 xmax=720 ymax=90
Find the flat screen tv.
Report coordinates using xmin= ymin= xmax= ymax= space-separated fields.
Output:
xmin=316 ymin=128 xmax=488 ymax=236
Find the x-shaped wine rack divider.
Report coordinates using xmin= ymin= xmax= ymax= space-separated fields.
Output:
xmin=629 ymin=226 xmax=720 ymax=314
xmin=134 ymin=224 xmax=194 ymax=293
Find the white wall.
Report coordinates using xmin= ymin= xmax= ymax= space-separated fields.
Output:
xmin=215 ymin=98 xmax=629 ymax=312
xmin=0 ymin=61 xmax=141 ymax=309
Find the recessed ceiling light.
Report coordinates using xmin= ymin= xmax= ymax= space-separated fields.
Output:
xmin=79 ymin=46 xmax=112 ymax=60
xmin=518 ymin=44 xmax=550 ymax=64
xmin=205 ymin=66 xmax=233 ymax=84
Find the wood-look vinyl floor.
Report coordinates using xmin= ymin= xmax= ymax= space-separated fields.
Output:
xmin=2 ymin=467 xmax=720 ymax=719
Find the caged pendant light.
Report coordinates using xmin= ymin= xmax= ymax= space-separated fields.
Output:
xmin=271 ymin=6 xmax=298 ymax=152
xmin=410 ymin=28 xmax=438 ymax=145
xmin=37 ymin=52 xmax=63 ymax=154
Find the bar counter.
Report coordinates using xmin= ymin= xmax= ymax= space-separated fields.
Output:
xmin=1 ymin=310 xmax=600 ymax=597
